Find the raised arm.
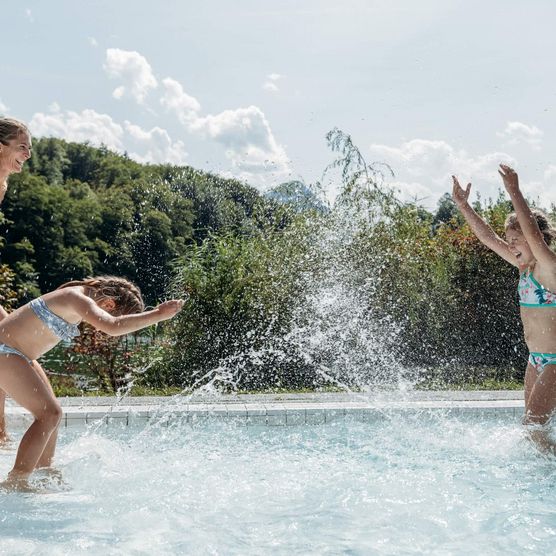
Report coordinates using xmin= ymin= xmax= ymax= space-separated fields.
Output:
xmin=498 ymin=164 xmax=556 ymax=267
xmin=73 ymin=294 xmax=184 ymax=336
xmin=452 ymin=176 xmax=517 ymax=267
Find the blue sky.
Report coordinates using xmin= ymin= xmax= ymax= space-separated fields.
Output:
xmin=2 ymin=0 xmax=555 ymax=208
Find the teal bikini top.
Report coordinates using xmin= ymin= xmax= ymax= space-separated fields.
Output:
xmin=518 ymin=269 xmax=556 ymax=307
xmin=30 ymin=297 xmax=80 ymax=341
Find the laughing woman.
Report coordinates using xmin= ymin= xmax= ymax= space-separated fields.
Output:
xmin=0 ymin=117 xmax=33 ymax=442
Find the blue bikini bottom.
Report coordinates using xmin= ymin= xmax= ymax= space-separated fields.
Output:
xmin=529 ymin=352 xmax=556 ymax=374
xmin=0 ymin=343 xmax=32 ymax=365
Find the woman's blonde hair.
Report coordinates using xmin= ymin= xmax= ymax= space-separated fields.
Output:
xmin=0 ymin=117 xmax=29 ymax=145
xmin=57 ymin=276 xmax=145 ymax=315
xmin=505 ymin=209 xmax=556 ymax=246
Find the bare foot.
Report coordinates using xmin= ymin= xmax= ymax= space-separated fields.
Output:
xmin=526 ymin=425 xmax=556 ymax=456
xmin=0 ymin=474 xmax=36 ymax=493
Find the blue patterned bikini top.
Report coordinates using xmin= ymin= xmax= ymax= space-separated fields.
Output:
xmin=518 ymin=269 xmax=556 ymax=307
xmin=30 ymin=297 xmax=80 ymax=342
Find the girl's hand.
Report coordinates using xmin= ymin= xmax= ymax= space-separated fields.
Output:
xmin=155 ymin=299 xmax=185 ymax=319
xmin=498 ymin=164 xmax=520 ymax=192
xmin=451 ymin=176 xmax=471 ymax=207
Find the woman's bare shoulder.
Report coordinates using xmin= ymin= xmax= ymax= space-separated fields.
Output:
xmin=40 ymin=287 xmax=93 ymax=318
xmin=41 ymin=287 xmax=85 ymax=301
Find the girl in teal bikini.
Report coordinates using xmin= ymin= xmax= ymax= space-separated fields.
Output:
xmin=453 ymin=164 xmax=556 ymax=452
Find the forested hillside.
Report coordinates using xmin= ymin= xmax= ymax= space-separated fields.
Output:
xmin=0 ymin=137 xmax=287 ymax=305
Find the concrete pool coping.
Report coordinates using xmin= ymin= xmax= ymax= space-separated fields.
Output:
xmin=5 ymin=390 xmax=526 ymax=427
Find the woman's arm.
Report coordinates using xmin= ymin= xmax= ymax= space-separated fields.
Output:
xmin=72 ymin=293 xmax=184 ymax=336
xmin=0 ymin=183 xmax=8 ymax=204
xmin=498 ymin=164 xmax=556 ymax=266
xmin=452 ymin=176 xmax=517 ymax=266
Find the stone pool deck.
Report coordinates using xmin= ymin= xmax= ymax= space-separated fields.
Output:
xmin=5 ymin=390 xmax=525 ymax=427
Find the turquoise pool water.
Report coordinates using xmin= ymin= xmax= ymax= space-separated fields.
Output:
xmin=0 ymin=412 xmax=555 ymax=555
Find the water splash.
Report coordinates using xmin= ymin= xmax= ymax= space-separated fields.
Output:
xmin=171 ymin=199 xmax=411 ymax=395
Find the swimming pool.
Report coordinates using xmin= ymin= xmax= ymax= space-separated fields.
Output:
xmin=1 ymin=411 xmax=554 ymax=555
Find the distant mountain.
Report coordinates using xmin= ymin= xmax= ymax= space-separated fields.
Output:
xmin=265 ymin=181 xmax=328 ymax=213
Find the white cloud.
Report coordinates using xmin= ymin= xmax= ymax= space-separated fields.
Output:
xmin=25 ymin=8 xmax=33 ymax=22
xmin=538 ymin=166 xmax=556 ymax=205
xmin=191 ymin=106 xmax=291 ymax=184
xmin=112 ymin=86 xmax=125 ymax=100
xmin=124 ymin=122 xmax=188 ymax=165
xmin=368 ymin=138 xmax=515 ymax=207
xmin=160 ymin=78 xmax=201 ymax=125
xmin=262 ymin=73 xmax=284 ymax=93
xmin=544 ymin=165 xmax=556 ymax=182
xmin=497 ymin=121 xmax=543 ymax=150
xmin=386 ymin=180 xmax=437 ymax=203
xmin=103 ymin=49 xmax=158 ymax=104
xmin=31 ymin=59 xmax=291 ymax=185
xmin=0 ymin=99 xmax=8 ymax=113
xmin=519 ymin=179 xmax=556 ymax=206
xmin=28 ymin=107 xmax=187 ymax=166
xmin=29 ymin=107 xmax=124 ymax=151
xmin=157 ymin=75 xmax=291 ymax=185
xmin=88 ymin=37 xmax=98 ymax=48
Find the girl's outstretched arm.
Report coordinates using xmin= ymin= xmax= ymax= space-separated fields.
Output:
xmin=499 ymin=164 xmax=556 ymax=267
xmin=72 ymin=293 xmax=184 ymax=336
xmin=452 ymin=176 xmax=517 ymax=266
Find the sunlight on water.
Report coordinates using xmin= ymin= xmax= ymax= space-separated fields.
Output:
xmin=1 ymin=412 xmax=555 ymax=554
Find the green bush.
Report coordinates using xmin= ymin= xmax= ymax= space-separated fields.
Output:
xmin=152 ymin=218 xmax=328 ymax=390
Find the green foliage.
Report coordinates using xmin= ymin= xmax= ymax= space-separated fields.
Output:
xmin=323 ymin=127 xmax=396 ymax=220
xmin=146 ymin=128 xmax=537 ymax=391
xmin=2 ymin=173 xmax=104 ymax=295
xmin=0 ymin=263 xmax=18 ymax=310
xmin=1 ymin=138 xmax=286 ymax=304
xmin=352 ymin=199 xmax=525 ymax=376
xmin=42 ymin=326 xmax=165 ymax=394
xmin=93 ymin=180 xmax=195 ymax=300
xmin=158 ymin=166 xmax=288 ymax=239
xmin=154 ymin=220 xmax=319 ymax=390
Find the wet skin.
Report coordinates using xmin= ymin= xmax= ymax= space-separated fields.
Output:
xmin=506 ymin=227 xmax=556 ymax=354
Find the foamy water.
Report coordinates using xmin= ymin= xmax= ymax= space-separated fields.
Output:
xmin=0 ymin=412 xmax=554 ymax=555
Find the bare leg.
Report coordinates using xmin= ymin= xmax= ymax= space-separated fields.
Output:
xmin=0 ymin=389 xmax=8 ymax=443
xmin=523 ymin=363 xmax=556 ymax=454
xmin=0 ymin=363 xmax=56 ymax=455
xmin=0 ymin=355 xmax=62 ymax=483
xmin=36 ymin=427 xmax=58 ymax=469
xmin=524 ymin=362 xmax=537 ymax=414
xmin=0 ymin=306 xmax=8 ymax=443
xmin=30 ymin=361 xmax=59 ymax=468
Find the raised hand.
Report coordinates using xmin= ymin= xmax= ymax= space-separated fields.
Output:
xmin=498 ymin=164 xmax=519 ymax=193
xmin=155 ymin=299 xmax=185 ymax=319
xmin=451 ymin=176 xmax=471 ymax=207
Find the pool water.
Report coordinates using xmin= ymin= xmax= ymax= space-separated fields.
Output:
xmin=1 ymin=411 xmax=555 ymax=555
